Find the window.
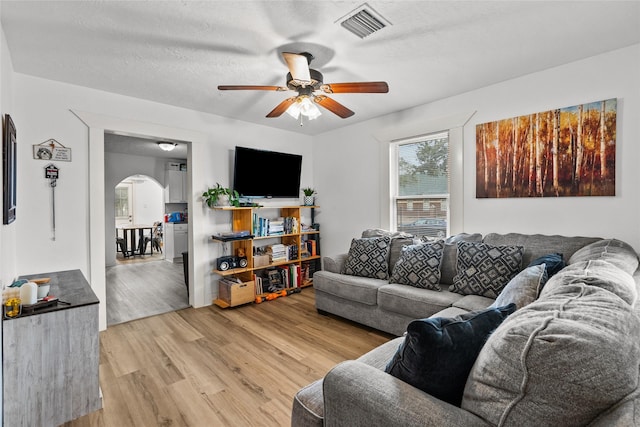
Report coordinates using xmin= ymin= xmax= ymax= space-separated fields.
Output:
xmin=392 ymin=132 xmax=449 ymax=239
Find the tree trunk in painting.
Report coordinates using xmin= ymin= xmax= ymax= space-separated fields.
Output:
xmin=535 ymin=113 xmax=543 ymax=196
xmin=552 ymin=109 xmax=560 ymax=196
xmin=495 ymin=121 xmax=501 ymax=197
xmin=574 ymin=104 xmax=584 ymax=192
xmin=512 ymin=117 xmax=518 ymax=194
xmin=600 ymin=100 xmax=607 ymax=179
xmin=483 ymin=123 xmax=488 ymax=194
xmin=528 ymin=115 xmax=534 ymax=196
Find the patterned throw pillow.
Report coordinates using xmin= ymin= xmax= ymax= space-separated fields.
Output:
xmin=389 ymin=241 xmax=445 ymax=290
xmin=451 ymin=241 xmax=524 ymax=298
xmin=342 ymin=236 xmax=391 ymax=279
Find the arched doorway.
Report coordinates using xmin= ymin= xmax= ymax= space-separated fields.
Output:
xmin=114 ymin=174 xmax=163 ymax=263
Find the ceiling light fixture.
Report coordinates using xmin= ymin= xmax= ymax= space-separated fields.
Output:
xmin=157 ymin=142 xmax=178 ymax=151
xmin=286 ymin=96 xmax=322 ymax=126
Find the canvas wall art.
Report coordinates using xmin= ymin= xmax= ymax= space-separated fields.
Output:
xmin=476 ymin=98 xmax=616 ymax=198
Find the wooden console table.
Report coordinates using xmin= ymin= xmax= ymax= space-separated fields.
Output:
xmin=3 ymin=269 xmax=101 ymax=426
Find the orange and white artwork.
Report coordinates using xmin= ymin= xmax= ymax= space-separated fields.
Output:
xmin=476 ymin=98 xmax=616 ymax=198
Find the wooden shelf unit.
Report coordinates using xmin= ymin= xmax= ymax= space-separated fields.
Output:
xmin=211 ymin=205 xmax=321 ymax=304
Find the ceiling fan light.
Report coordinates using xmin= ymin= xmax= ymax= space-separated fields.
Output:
xmin=158 ymin=142 xmax=178 ymax=151
xmin=299 ymin=97 xmax=322 ymax=120
xmin=286 ymin=102 xmax=302 ymax=119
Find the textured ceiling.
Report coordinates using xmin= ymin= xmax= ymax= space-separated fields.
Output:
xmin=2 ymin=1 xmax=639 ymax=137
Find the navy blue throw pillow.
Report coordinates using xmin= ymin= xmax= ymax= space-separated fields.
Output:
xmin=528 ymin=253 xmax=566 ymax=279
xmin=384 ymin=303 xmax=516 ymax=406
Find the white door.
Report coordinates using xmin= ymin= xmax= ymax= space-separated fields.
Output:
xmin=115 ymin=182 xmax=133 ymax=227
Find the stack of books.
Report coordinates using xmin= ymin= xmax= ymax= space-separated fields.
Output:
xmin=267 ymin=244 xmax=287 ymax=263
xmin=268 ymin=219 xmax=284 ymax=235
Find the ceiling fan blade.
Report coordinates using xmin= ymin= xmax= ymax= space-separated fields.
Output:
xmin=282 ymin=52 xmax=311 ymax=83
xmin=218 ymin=85 xmax=288 ymax=91
xmin=266 ymin=97 xmax=297 ymax=118
xmin=321 ymin=82 xmax=389 ymax=94
xmin=314 ymin=96 xmax=355 ymax=119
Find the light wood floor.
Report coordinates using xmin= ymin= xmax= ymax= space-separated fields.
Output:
xmin=64 ymin=288 xmax=393 ymax=427
xmin=107 ymin=258 xmax=189 ymax=326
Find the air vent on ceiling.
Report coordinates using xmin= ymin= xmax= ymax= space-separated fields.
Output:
xmin=337 ymin=4 xmax=390 ymax=39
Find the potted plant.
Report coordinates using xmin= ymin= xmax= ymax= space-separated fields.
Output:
xmin=202 ymin=183 xmax=240 ymax=207
xmin=302 ymin=187 xmax=316 ymax=206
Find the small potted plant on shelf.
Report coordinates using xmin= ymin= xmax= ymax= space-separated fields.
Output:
xmin=202 ymin=183 xmax=240 ymax=207
xmin=302 ymin=187 xmax=316 ymax=206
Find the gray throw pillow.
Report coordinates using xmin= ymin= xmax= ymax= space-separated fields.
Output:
xmin=342 ymin=236 xmax=391 ymax=280
xmin=490 ymin=264 xmax=547 ymax=310
xmin=389 ymin=241 xmax=445 ymax=290
xmin=451 ymin=242 xmax=524 ymax=298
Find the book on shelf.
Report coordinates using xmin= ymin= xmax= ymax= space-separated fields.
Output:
xmin=306 ymin=239 xmax=317 ymax=256
xmin=286 ymin=244 xmax=298 ymax=261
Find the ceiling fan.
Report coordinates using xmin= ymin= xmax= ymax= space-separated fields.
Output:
xmin=218 ymin=52 xmax=389 ymax=120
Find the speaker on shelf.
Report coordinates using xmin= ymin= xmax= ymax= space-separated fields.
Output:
xmin=217 ymin=255 xmax=248 ymax=271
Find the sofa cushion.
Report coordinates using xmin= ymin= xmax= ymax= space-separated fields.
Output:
xmin=482 ymin=232 xmax=601 ymax=267
xmin=389 ymin=241 xmax=444 ymax=290
xmin=385 ymin=304 xmax=516 ymax=406
xmin=527 ymin=252 xmax=565 ymax=279
xmin=451 ymin=242 xmax=524 ymax=298
xmin=568 ymin=238 xmax=639 ymax=276
xmin=378 ymin=284 xmax=463 ymax=319
xmin=452 ymin=295 xmax=495 ymax=312
xmin=462 ymin=264 xmax=640 ymax=426
xmin=342 ymin=236 xmax=391 ymax=280
xmin=430 ymin=306 xmax=472 ymax=318
xmin=313 ymin=271 xmax=383 ymax=306
xmin=490 ymin=264 xmax=547 ymax=310
xmin=357 ymin=336 xmax=406 ymax=369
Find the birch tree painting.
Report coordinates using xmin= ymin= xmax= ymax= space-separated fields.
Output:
xmin=476 ymin=98 xmax=616 ymax=198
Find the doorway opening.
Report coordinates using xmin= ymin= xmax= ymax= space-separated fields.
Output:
xmin=105 ymin=134 xmax=191 ymax=327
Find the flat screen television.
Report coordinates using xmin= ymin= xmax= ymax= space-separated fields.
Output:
xmin=233 ymin=146 xmax=302 ymax=198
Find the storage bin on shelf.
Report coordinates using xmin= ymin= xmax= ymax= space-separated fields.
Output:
xmin=216 ymin=279 xmax=255 ymax=308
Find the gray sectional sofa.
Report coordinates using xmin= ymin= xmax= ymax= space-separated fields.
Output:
xmin=292 ymin=231 xmax=640 ymax=426
xmin=314 ymin=230 xmax=600 ymax=336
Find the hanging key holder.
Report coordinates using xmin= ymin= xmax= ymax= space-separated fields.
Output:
xmin=44 ymin=164 xmax=59 ymax=241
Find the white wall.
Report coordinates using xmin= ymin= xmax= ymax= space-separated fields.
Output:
xmin=131 ymin=178 xmax=163 ymax=227
xmin=12 ymin=73 xmax=314 ymax=330
xmin=315 ymin=44 xmax=640 ymax=257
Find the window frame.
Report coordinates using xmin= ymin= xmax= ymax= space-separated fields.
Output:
xmin=390 ymin=131 xmax=450 ymax=238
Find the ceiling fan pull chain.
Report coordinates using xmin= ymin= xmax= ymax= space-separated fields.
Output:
xmin=300 ymin=115 xmax=304 ymax=127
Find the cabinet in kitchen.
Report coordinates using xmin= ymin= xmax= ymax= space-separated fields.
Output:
xmin=165 ymin=222 xmax=188 ymax=262
xmin=165 ymin=169 xmax=187 ymax=203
